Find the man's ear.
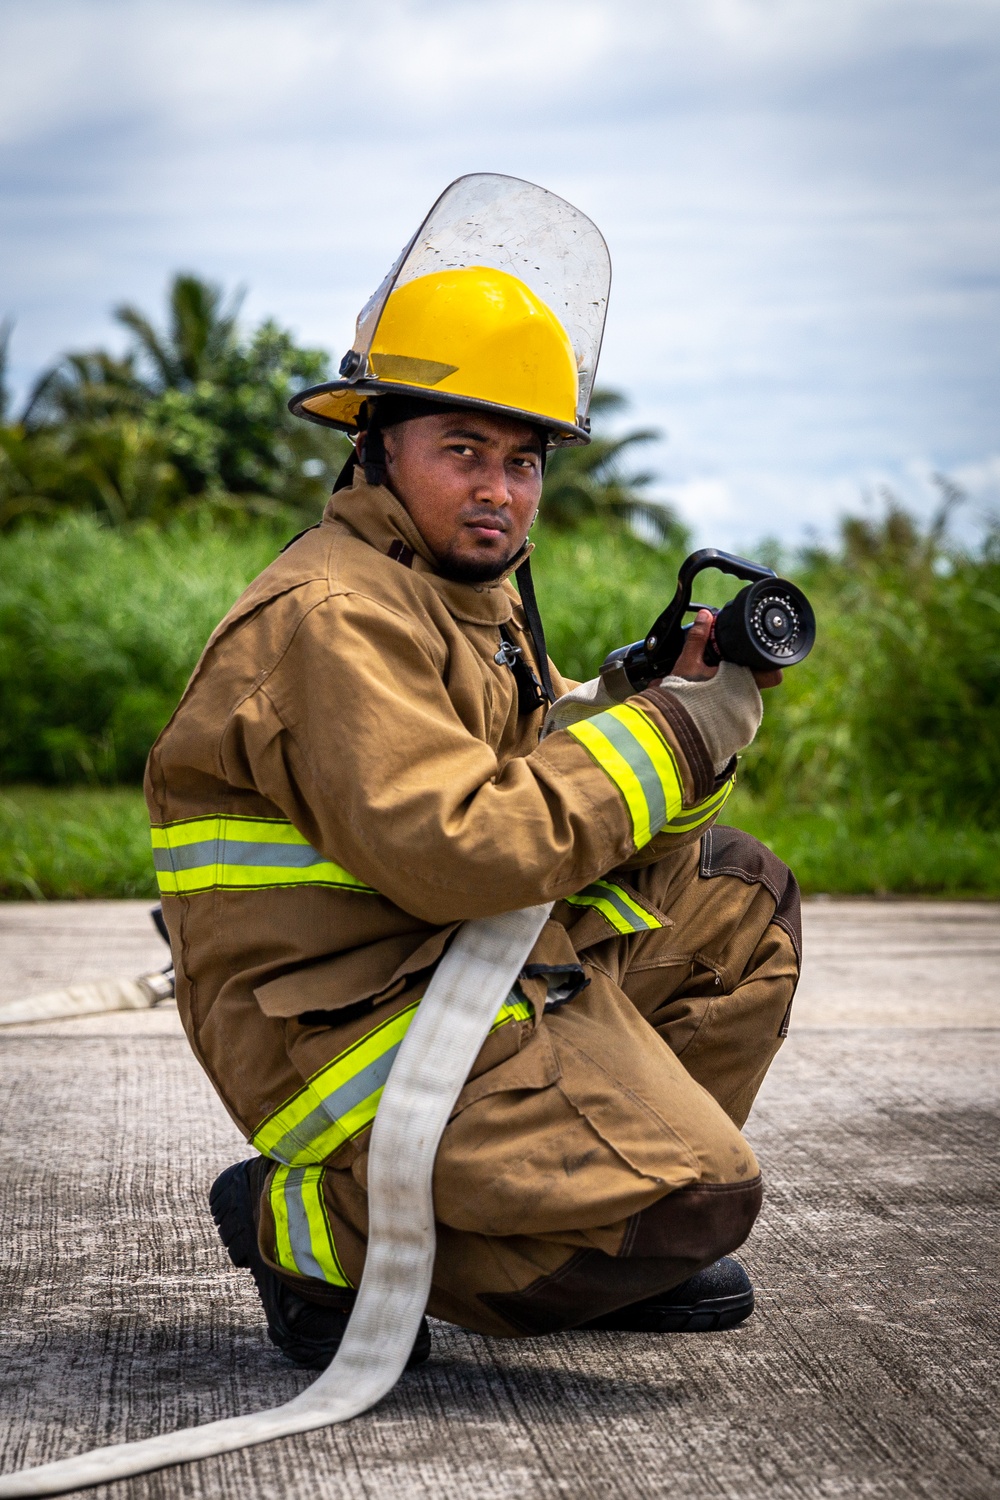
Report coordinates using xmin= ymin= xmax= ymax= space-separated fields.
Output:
xmin=380 ymin=426 xmax=398 ymax=467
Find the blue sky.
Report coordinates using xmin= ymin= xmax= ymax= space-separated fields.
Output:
xmin=1 ymin=0 xmax=998 ymax=548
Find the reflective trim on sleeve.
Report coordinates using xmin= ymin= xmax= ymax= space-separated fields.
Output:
xmin=269 ymin=1162 xmax=352 ymax=1287
xmin=565 ymin=878 xmax=663 ymax=935
xmin=662 ymin=776 xmax=734 ymax=833
xmin=253 ymin=988 xmax=532 ymax=1168
xmin=150 ymin=815 xmax=376 ymax=897
xmin=566 ymin=704 xmax=684 ymax=848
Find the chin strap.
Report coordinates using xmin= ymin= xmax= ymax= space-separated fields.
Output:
xmin=331 ymin=451 xmax=358 ymax=493
xmin=361 ymin=427 xmax=387 ymax=488
xmin=514 ymin=556 xmax=556 ymax=707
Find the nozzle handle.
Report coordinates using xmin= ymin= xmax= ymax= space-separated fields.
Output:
xmin=603 ymin=549 xmax=777 ymax=688
xmin=645 ymin=549 xmax=775 ymax=653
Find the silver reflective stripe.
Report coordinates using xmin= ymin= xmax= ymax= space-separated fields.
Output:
xmin=585 ymin=713 xmax=668 ymax=833
xmin=598 ymin=883 xmax=653 ymax=931
xmin=565 ymin=878 xmax=663 ymax=935
xmin=664 ymin=780 xmax=733 ymax=830
xmin=267 ymin=1040 xmax=405 ymax=1165
xmin=151 ymin=815 xmax=377 ymax=896
xmin=283 ymin=1170 xmax=328 ymax=1282
xmin=152 ymin=839 xmax=334 ymax=873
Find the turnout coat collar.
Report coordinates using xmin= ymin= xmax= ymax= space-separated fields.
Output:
xmin=322 ymin=471 xmax=528 ymax=627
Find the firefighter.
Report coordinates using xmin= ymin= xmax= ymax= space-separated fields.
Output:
xmin=145 ymin=176 xmax=799 ymax=1370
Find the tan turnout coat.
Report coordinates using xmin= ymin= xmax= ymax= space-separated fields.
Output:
xmin=145 ymin=472 xmax=732 ymax=1142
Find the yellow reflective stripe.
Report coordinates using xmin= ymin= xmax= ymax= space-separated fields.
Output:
xmin=573 ymin=892 xmax=633 ymax=933
xmin=150 ymin=816 xmax=310 ymax=848
xmin=608 ymin=707 xmax=684 ymax=823
xmin=253 ymin=1002 xmax=419 ymax=1165
xmin=567 ymin=717 xmax=655 ymax=847
xmin=150 ymin=814 xmax=376 ymax=897
xmin=329 ymin=1087 xmax=387 ymax=1151
xmin=268 ymin=1163 xmax=352 ymax=1287
xmin=155 ymin=862 xmax=371 ymax=897
xmin=567 ymin=705 xmax=685 ymax=848
xmin=490 ymin=993 xmax=533 ymax=1031
xmin=565 ymin=878 xmax=663 ymax=935
xmin=663 ymin=777 xmax=734 ymax=832
xmin=299 ymin=1165 xmax=351 ymax=1286
xmin=270 ymin=1164 xmax=295 ymax=1271
xmin=254 ymin=989 xmax=533 ymax=1166
xmin=598 ymin=879 xmax=659 ymax=928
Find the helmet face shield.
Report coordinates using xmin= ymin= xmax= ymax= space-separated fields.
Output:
xmin=291 ymin=173 xmax=611 ymax=445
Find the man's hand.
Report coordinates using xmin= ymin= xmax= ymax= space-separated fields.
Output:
xmin=670 ymin=609 xmax=784 ymax=689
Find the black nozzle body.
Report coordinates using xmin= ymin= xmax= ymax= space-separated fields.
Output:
xmin=601 ymin=548 xmax=816 ymax=690
xmin=711 ymin=578 xmax=815 ymax=672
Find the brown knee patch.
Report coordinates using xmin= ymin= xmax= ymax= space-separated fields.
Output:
xmin=700 ymin=824 xmax=802 ymax=968
xmin=478 ymin=1175 xmax=763 ymax=1336
xmin=623 ymin=1175 xmax=763 ymax=1259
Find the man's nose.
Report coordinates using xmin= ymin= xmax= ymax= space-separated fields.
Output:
xmin=473 ymin=457 xmax=511 ymax=505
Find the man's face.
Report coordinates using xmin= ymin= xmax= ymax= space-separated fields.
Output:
xmin=378 ymin=409 xmax=544 ymax=582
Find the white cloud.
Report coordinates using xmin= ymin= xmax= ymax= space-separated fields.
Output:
xmin=0 ymin=0 xmax=615 ymax=145
xmin=1 ymin=0 xmax=998 ymax=547
xmin=663 ymin=458 xmax=1000 ymax=555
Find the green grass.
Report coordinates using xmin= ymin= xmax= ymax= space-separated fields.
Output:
xmin=0 ymin=786 xmax=157 ymax=899
xmin=724 ymin=789 xmax=1000 ymax=898
xmin=1 ymin=785 xmax=996 ymax=901
xmin=1 ymin=512 xmax=997 ymax=897
xmin=0 ymin=514 xmax=289 ymax=784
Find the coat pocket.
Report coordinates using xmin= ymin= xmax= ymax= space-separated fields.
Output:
xmin=451 ymin=1023 xmax=561 ymax=1118
xmin=253 ymin=924 xmax=459 ymax=1018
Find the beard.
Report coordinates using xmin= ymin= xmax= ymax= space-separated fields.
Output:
xmin=434 ymin=541 xmax=523 ymax=584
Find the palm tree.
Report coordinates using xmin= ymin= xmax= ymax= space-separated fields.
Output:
xmin=22 ymin=274 xmax=243 ymax=424
xmin=541 ymin=391 xmax=682 ymax=544
xmin=114 ymin=273 xmax=243 ymax=391
xmin=6 ymin=274 xmax=346 ymax=526
xmin=22 ymin=350 xmax=145 ymax=427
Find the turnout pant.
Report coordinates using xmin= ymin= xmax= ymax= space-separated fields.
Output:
xmin=256 ymin=828 xmax=801 ymax=1337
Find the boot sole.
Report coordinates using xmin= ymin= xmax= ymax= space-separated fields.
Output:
xmin=581 ymin=1284 xmax=754 ymax=1333
xmin=648 ymin=1289 xmax=754 ymax=1332
xmin=589 ymin=1289 xmax=754 ymax=1333
xmin=209 ymin=1159 xmax=260 ymax=1272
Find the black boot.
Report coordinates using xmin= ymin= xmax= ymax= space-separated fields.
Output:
xmin=209 ymin=1157 xmax=431 ymax=1370
xmin=579 ymin=1257 xmax=754 ymax=1333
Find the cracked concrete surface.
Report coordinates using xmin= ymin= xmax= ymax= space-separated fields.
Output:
xmin=1 ymin=899 xmax=998 ymax=1498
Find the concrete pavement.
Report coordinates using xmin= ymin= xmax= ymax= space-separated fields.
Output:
xmin=1 ymin=899 xmax=998 ymax=1498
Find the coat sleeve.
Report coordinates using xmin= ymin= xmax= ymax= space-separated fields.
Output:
xmin=220 ymin=592 xmax=731 ymax=924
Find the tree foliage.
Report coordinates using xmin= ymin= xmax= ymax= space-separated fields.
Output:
xmin=541 ymin=391 xmax=683 ymax=543
xmin=1 ymin=275 xmax=350 ymax=528
xmin=1 ymin=290 xmax=677 ymax=539
xmin=740 ymin=481 xmax=1000 ymax=826
xmin=0 ymin=481 xmax=995 ymax=831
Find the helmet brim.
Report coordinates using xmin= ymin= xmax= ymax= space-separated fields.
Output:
xmin=288 ymin=379 xmax=590 ymax=446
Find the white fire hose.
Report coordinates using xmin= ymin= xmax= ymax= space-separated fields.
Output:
xmin=0 ymin=972 xmax=174 ymax=1026
xmin=0 ymin=903 xmax=552 ymax=1498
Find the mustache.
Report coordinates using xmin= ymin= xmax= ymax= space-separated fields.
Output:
xmin=462 ymin=508 xmax=511 ymax=532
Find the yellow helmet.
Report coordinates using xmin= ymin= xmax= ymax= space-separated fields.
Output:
xmin=291 ymin=265 xmax=582 ymax=442
xmin=289 ymin=173 xmax=611 ymax=447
